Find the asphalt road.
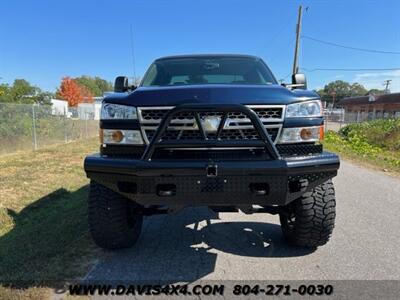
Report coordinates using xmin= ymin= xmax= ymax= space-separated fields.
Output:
xmin=84 ymin=160 xmax=400 ymax=283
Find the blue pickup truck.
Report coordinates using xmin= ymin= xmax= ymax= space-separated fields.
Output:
xmin=84 ymin=54 xmax=339 ymax=250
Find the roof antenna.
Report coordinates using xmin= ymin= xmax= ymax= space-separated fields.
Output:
xmin=130 ymin=24 xmax=137 ymax=85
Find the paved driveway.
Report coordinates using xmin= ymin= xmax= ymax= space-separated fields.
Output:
xmin=85 ymin=160 xmax=400 ymax=282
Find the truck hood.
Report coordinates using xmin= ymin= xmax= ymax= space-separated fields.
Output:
xmin=104 ymin=84 xmax=320 ymax=106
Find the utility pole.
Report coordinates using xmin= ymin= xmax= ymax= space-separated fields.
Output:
xmin=292 ymin=5 xmax=303 ymax=75
xmin=383 ymin=80 xmax=392 ymax=93
xmin=331 ymin=90 xmax=337 ymax=111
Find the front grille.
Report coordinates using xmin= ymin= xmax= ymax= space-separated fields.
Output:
xmin=276 ymin=144 xmax=323 ymax=157
xmin=138 ymin=105 xmax=284 ymax=144
xmin=144 ymin=127 xmax=280 ymax=142
xmin=100 ymin=144 xmax=322 ymax=159
xmin=139 ymin=106 xmax=284 ymax=123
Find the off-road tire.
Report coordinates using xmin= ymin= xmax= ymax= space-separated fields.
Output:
xmin=279 ymin=180 xmax=336 ymax=248
xmin=88 ymin=181 xmax=143 ymax=250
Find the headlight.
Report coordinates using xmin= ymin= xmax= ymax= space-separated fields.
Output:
xmin=101 ymin=103 xmax=137 ymax=120
xmin=285 ymin=100 xmax=322 ymax=118
xmin=279 ymin=126 xmax=323 ymax=144
xmin=101 ymin=129 xmax=144 ymax=145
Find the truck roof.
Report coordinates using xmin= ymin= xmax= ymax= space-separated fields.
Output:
xmin=154 ymin=54 xmax=261 ymax=61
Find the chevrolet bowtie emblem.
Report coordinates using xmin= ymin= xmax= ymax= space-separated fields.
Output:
xmin=197 ymin=116 xmax=222 ymax=133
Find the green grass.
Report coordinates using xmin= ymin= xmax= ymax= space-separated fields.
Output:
xmin=323 ymin=119 xmax=400 ymax=174
xmin=0 ymin=138 xmax=101 ymax=299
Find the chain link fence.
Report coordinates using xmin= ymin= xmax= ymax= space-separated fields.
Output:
xmin=3 ymin=102 xmax=398 ymax=155
xmin=324 ymin=109 xmax=346 ymax=132
xmin=0 ymin=102 xmax=99 ymax=156
xmin=324 ymin=108 xmax=400 ymax=132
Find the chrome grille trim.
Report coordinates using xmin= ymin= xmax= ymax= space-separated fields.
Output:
xmin=138 ymin=105 xmax=285 ymax=123
xmin=137 ymin=106 xmax=175 ymax=123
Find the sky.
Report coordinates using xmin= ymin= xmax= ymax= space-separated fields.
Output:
xmin=1 ymin=0 xmax=399 ymax=93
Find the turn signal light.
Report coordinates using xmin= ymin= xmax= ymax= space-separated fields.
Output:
xmin=320 ymin=126 xmax=324 ymax=141
xmin=111 ymin=130 xmax=124 ymax=143
xmin=101 ymin=129 xmax=144 ymax=145
xmin=279 ymin=126 xmax=323 ymax=144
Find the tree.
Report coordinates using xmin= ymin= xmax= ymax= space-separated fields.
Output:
xmin=33 ymin=91 xmax=53 ymax=105
xmin=94 ymin=76 xmax=113 ymax=94
xmin=75 ymin=76 xmax=102 ymax=97
xmin=57 ymin=77 xmax=93 ymax=107
xmin=317 ymin=80 xmax=368 ymax=104
xmin=349 ymin=83 xmax=367 ymax=97
xmin=75 ymin=75 xmax=113 ymax=97
xmin=8 ymin=79 xmax=39 ymax=103
xmin=79 ymin=84 xmax=94 ymax=103
xmin=0 ymin=84 xmax=10 ymax=100
xmin=367 ymin=88 xmax=385 ymax=95
xmin=0 ymin=80 xmax=52 ymax=104
xmin=317 ymin=80 xmax=351 ymax=103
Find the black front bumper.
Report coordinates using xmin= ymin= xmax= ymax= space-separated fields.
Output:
xmin=84 ymin=151 xmax=340 ymax=207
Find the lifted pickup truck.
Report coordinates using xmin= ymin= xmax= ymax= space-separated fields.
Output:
xmin=84 ymin=54 xmax=339 ymax=250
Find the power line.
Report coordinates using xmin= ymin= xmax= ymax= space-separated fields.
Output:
xmin=279 ymin=72 xmax=293 ymax=82
xmin=265 ymin=10 xmax=298 ymax=65
xmin=267 ymin=10 xmax=298 ymax=47
xmin=302 ymin=35 xmax=400 ymax=55
xmin=301 ymin=67 xmax=400 ymax=72
xmin=267 ymin=36 xmax=297 ymax=66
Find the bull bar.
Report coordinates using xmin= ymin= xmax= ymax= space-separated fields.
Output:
xmin=84 ymin=103 xmax=340 ymax=207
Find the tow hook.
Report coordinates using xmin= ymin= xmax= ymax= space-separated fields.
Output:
xmin=206 ymin=163 xmax=218 ymax=177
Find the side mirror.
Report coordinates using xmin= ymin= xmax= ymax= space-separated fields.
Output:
xmin=114 ymin=76 xmax=129 ymax=92
xmin=291 ymin=73 xmax=307 ymax=89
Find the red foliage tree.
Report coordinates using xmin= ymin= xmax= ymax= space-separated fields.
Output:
xmin=57 ymin=77 xmax=93 ymax=106
xmin=79 ymin=85 xmax=94 ymax=104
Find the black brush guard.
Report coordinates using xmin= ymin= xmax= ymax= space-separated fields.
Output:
xmin=85 ymin=103 xmax=340 ymax=207
xmin=141 ymin=103 xmax=280 ymax=161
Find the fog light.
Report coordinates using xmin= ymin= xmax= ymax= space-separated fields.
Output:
xmin=102 ymin=129 xmax=144 ymax=145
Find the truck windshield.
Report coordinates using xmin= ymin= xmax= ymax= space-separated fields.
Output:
xmin=141 ymin=57 xmax=277 ymax=86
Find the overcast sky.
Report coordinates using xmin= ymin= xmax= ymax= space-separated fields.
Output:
xmin=1 ymin=0 xmax=399 ymax=92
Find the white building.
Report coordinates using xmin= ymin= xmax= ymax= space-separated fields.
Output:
xmin=51 ymin=96 xmax=106 ymax=120
xmin=50 ymin=99 xmax=69 ymax=115
xmin=77 ymin=97 xmax=103 ymax=120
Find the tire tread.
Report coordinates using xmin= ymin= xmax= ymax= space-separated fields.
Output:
xmin=280 ymin=180 xmax=336 ymax=247
xmin=88 ymin=181 xmax=142 ymax=250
